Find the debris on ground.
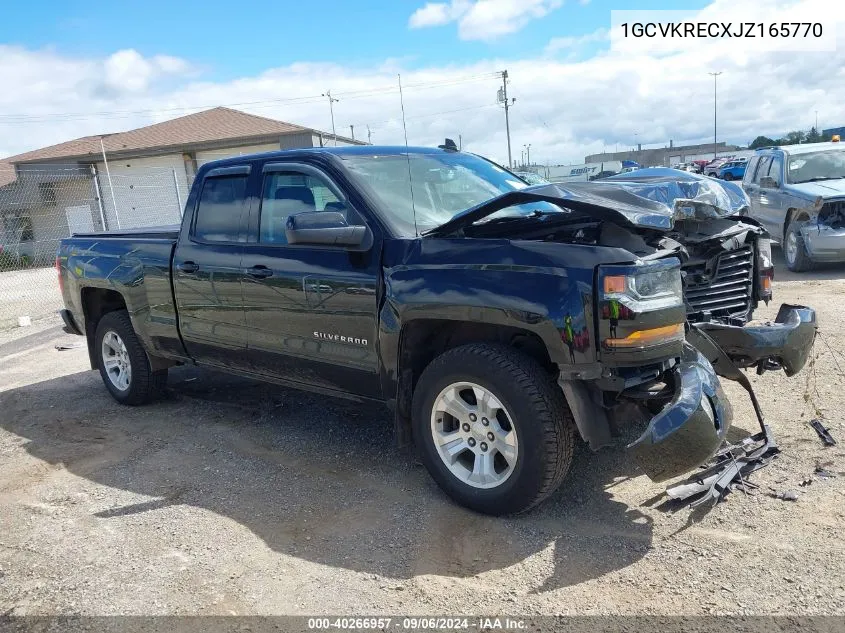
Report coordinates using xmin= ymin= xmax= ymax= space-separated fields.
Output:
xmin=776 ymin=490 xmax=800 ymax=502
xmin=666 ymin=426 xmax=778 ymax=506
xmin=814 ymin=466 xmax=836 ymax=480
xmin=799 ymin=478 xmax=813 ymax=487
xmin=809 ymin=418 xmax=837 ymax=446
xmin=54 ymin=342 xmax=84 ymax=351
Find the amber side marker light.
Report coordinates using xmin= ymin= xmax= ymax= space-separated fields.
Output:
xmin=603 ymin=275 xmax=626 ymax=294
xmin=605 ymin=323 xmax=684 ymax=349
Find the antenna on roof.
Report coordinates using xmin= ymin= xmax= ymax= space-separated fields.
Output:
xmin=398 ymin=73 xmax=418 ymax=236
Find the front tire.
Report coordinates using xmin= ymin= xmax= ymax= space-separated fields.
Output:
xmin=723 ymin=173 xmax=733 ymax=181
xmin=784 ymin=220 xmax=814 ymax=272
xmin=95 ymin=310 xmax=167 ymax=405
xmin=412 ymin=343 xmax=575 ymax=515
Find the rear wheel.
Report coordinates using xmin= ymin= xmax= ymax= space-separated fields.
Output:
xmin=723 ymin=173 xmax=734 ymax=181
xmin=412 ymin=343 xmax=574 ymax=515
xmin=784 ymin=221 xmax=814 ymax=272
xmin=95 ymin=310 xmax=167 ymax=405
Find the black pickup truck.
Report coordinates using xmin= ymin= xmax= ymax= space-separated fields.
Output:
xmin=57 ymin=146 xmax=816 ymax=515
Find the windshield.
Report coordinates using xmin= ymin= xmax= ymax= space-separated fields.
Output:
xmin=787 ymin=149 xmax=845 ymax=184
xmin=342 ymin=152 xmax=561 ymax=236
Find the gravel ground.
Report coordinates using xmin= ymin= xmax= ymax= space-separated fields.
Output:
xmin=1 ymin=250 xmax=844 ymax=617
xmin=0 ymin=267 xmax=63 ymax=333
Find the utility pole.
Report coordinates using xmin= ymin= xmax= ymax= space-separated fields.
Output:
xmin=815 ymin=110 xmax=819 ymax=131
xmin=367 ymin=125 xmax=372 ymax=144
xmin=497 ymin=70 xmax=515 ymax=168
xmin=520 ymin=150 xmax=525 ymax=168
xmin=524 ymin=143 xmax=531 ymax=167
xmin=322 ymin=90 xmax=339 ymax=146
xmin=708 ymin=72 xmax=722 ymax=159
xmin=458 ymin=134 xmax=462 ymax=150
xmin=350 ymin=124 xmax=355 ymax=141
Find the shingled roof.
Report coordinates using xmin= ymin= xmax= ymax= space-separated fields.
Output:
xmin=0 ymin=161 xmax=15 ymax=188
xmin=3 ymin=107 xmax=327 ymax=166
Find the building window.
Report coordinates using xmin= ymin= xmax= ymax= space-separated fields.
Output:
xmin=38 ymin=182 xmax=57 ymax=205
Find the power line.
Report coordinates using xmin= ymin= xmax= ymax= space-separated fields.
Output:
xmin=0 ymin=73 xmax=501 ymax=124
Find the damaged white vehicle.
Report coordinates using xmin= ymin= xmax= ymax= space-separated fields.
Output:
xmin=741 ymin=141 xmax=845 ymax=272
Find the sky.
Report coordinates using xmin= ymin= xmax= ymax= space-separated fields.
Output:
xmin=0 ymin=0 xmax=843 ymax=166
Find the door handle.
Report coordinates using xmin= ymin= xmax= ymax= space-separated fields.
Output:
xmin=247 ymin=265 xmax=273 ymax=279
xmin=176 ymin=261 xmax=199 ymax=273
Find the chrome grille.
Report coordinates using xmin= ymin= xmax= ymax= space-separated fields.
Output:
xmin=684 ymin=245 xmax=754 ymax=320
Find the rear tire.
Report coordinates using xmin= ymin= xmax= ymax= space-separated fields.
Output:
xmin=784 ymin=220 xmax=814 ymax=272
xmin=412 ymin=343 xmax=575 ymax=515
xmin=95 ymin=310 xmax=167 ymax=405
xmin=723 ymin=173 xmax=733 ymax=181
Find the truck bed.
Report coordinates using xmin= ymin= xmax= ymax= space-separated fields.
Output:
xmin=58 ymin=232 xmax=182 ymax=361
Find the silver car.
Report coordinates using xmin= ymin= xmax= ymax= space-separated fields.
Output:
xmin=742 ymin=142 xmax=845 ymax=271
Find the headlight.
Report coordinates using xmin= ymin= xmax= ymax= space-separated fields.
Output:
xmin=598 ymin=258 xmax=685 ymax=354
xmin=601 ymin=260 xmax=683 ymax=312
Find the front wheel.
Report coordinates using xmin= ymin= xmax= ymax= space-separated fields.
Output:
xmin=95 ymin=310 xmax=167 ymax=405
xmin=412 ymin=343 xmax=574 ymax=515
xmin=784 ymin=221 xmax=814 ymax=272
xmin=723 ymin=173 xmax=733 ymax=181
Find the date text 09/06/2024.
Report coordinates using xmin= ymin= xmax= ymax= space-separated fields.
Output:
xmin=307 ymin=617 xmax=526 ymax=630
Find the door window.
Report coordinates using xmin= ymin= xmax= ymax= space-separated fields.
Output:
xmin=752 ymin=156 xmax=772 ymax=184
xmin=767 ymin=155 xmax=784 ymax=186
xmin=193 ymin=174 xmax=248 ymax=242
xmin=742 ymin=157 xmax=758 ymax=184
xmin=259 ymin=171 xmax=350 ymax=244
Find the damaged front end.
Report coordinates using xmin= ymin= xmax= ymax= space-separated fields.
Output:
xmin=803 ymin=199 xmax=845 ymax=262
xmin=429 ymin=168 xmax=817 ymax=495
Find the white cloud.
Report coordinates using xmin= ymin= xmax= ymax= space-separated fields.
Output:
xmin=409 ymin=1 xmax=470 ymax=28
xmin=545 ymin=28 xmax=608 ymax=55
xmin=103 ymin=49 xmax=194 ymax=93
xmin=1 ymin=0 xmax=844 ymax=166
xmin=408 ymin=0 xmax=563 ymax=41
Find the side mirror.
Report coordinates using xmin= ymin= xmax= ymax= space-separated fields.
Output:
xmin=760 ymin=176 xmax=779 ymax=189
xmin=285 ymin=211 xmax=372 ymax=250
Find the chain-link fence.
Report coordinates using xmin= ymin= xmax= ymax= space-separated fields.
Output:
xmin=0 ymin=166 xmax=189 ymax=334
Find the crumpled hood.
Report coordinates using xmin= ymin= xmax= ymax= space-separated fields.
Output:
xmin=425 ymin=167 xmax=751 ymax=237
xmin=787 ymin=178 xmax=845 ymax=198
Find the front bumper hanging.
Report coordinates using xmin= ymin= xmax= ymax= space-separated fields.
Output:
xmin=628 ymin=304 xmax=817 ymax=502
xmin=627 ymin=345 xmax=733 ymax=483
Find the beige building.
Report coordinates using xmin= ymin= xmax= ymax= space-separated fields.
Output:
xmin=0 ymin=107 xmax=364 ymax=265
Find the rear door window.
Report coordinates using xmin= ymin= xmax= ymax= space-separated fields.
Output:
xmin=752 ymin=156 xmax=772 ymax=184
xmin=193 ymin=174 xmax=248 ymax=242
xmin=767 ymin=155 xmax=784 ymax=186
xmin=743 ymin=157 xmax=758 ymax=183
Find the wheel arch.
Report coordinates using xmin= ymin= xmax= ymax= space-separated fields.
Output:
xmin=81 ymin=287 xmax=128 ymax=369
xmin=392 ymin=318 xmax=554 ymax=448
xmin=783 ymin=207 xmax=811 ymax=242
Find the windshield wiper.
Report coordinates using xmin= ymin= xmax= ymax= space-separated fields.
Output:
xmin=795 ymin=177 xmax=842 ymax=183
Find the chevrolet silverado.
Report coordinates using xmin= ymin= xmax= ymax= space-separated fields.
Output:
xmin=56 ymin=146 xmax=816 ymax=515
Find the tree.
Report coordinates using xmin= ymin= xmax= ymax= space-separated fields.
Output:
xmin=806 ymin=126 xmax=823 ymax=143
xmin=784 ymin=130 xmax=807 ymax=145
xmin=749 ymin=135 xmax=777 ymax=149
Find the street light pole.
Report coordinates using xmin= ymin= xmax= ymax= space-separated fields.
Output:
xmin=708 ymin=71 xmax=722 ymax=159
xmin=524 ymin=143 xmax=531 ymax=167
